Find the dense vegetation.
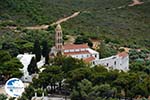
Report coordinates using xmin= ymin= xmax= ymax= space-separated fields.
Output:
xmin=0 ymin=0 xmax=150 ymax=49
xmin=0 ymin=94 xmax=7 ymax=100
xmin=18 ymin=53 xmax=150 ymax=100
xmin=0 ymin=0 xmax=150 ymax=99
xmin=0 ymin=27 xmax=55 ymax=57
xmin=0 ymin=50 xmax=23 ymax=84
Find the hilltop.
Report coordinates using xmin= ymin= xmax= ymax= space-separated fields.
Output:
xmin=0 ymin=0 xmax=150 ymax=48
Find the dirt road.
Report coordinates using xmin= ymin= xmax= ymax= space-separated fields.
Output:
xmin=5 ymin=0 xmax=146 ymax=30
xmin=5 ymin=11 xmax=80 ymax=30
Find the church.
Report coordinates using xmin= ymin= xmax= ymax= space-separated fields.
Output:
xmin=51 ymin=24 xmax=99 ymax=62
xmin=51 ymin=24 xmax=129 ymax=71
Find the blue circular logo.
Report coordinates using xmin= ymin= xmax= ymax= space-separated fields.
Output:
xmin=5 ymin=78 xmax=24 ymax=97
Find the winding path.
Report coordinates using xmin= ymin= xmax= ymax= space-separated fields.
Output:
xmin=108 ymin=0 xmax=144 ymax=11
xmin=23 ymin=0 xmax=145 ymax=30
xmin=5 ymin=0 xmax=147 ymax=30
xmin=26 ymin=11 xmax=80 ymax=30
xmin=4 ymin=12 xmax=80 ymax=30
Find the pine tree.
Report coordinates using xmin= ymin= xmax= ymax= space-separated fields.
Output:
xmin=33 ymin=40 xmax=41 ymax=62
xmin=27 ymin=57 xmax=39 ymax=75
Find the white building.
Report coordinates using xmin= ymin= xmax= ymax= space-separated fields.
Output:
xmin=51 ymin=24 xmax=129 ymax=71
xmin=93 ymin=52 xmax=129 ymax=71
xmin=63 ymin=44 xmax=99 ymax=60
xmin=17 ymin=53 xmax=45 ymax=82
xmin=63 ymin=43 xmax=129 ymax=71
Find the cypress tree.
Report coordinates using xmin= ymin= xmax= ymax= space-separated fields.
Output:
xmin=33 ymin=40 xmax=41 ymax=62
xmin=42 ymin=40 xmax=50 ymax=65
xmin=27 ymin=57 xmax=39 ymax=75
xmin=45 ymin=54 xmax=49 ymax=65
xmin=42 ymin=41 xmax=48 ymax=57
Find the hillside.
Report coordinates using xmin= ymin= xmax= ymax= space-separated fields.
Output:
xmin=0 ymin=0 xmax=150 ymax=48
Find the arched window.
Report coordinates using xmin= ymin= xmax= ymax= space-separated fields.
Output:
xmin=114 ymin=61 xmax=116 ymax=65
xmin=107 ymin=63 xmax=109 ymax=66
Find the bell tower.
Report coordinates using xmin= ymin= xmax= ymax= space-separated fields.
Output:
xmin=55 ymin=24 xmax=63 ymax=54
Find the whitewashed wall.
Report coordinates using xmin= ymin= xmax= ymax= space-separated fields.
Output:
xmin=71 ymin=54 xmax=91 ymax=59
xmin=93 ymin=55 xmax=129 ymax=71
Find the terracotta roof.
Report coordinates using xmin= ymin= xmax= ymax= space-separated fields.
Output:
xmin=64 ymin=44 xmax=89 ymax=50
xmin=83 ymin=56 xmax=95 ymax=63
xmin=118 ymin=52 xmax=128 ymax=58
xmin=64 ymin=51 xmax=90 ymax=56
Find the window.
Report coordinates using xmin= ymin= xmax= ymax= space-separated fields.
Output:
xmin=82 ymin=55 xmax=84 ymax=58
xmin=107 ymin=63 xmax=109 ymax=66
xmin=95 ymin=54 xmax=97 ymax=58
xmin=57 ymin=32 xmax=59 ymax=37
xmin=114 ymin=61 xmax=116 ymax=65
xmin=93 ymin=61 xmax=95 ymax=65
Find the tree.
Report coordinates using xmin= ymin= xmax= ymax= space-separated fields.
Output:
xmin=53 ymin=56 xmax=88 ymax=74
xmin=21 ymin=42 xmax=33 ymax=53
xmin=0 ymin=94 xmax=7 ymax=100
xmin=74 ymin=36 xmax=93 ymax=48
xmin=130 ymin=61 xmax=144 ymax=72
xmin=90 ymin=66 xmax=110 ymax=85
xmin=0 ymin=50 xmax=11 ymax=63
xmin=90 ymin=84 xmax=117 ymax=98
xmin=113 ymin=72 xmax=139 ymax=98
xmin=42 ymin=40 xmax=49 ymax=64
xmin=33 ymin=40 xmax=41 ymax=62
xmin=18 ymin=85 xmax=35 ymax=100
xmin=27 ymin=57 xmax=39 ymax=75
xmin=71 ymin=79 xmax=93 ymax=100
xmin=90 ymin=66 xmax=119 ymax=85
xmin=0 ymin=50 xmax=23 ymax=83
xmin=45 ymin=54 xmax=49 ymax=65
xmin=1 ymin=42 xmax=19 ymax=57
xmin=2 ymin=58 xmax=23 ymax=78
xmin=97 ymin=41 xmax=117 ymax=58
xmin=91 ymin=65 xmax=108 ymax=73
xmin=71 ymin=79 xmax=117 ymax=100
xmin=66 ymin=67 xmax=92 ymax=89
xmin=131 ymin=83 xmax=148 ymax=97
xmin=39 ymin=66 xmax=64 ymax=93
xmin=42 ymin=40 xmax=49 ymax=57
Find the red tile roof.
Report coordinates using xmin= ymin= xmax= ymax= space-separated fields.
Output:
xmin=118 ymin=52 xmax=128 ymax=58
xmin=83 ymin=56 xmax=95 ymax=63
xmin=64 ymin=44 xmax=89 ymax=50
xmin=64 ymin=51 xmax=91 ymax=56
